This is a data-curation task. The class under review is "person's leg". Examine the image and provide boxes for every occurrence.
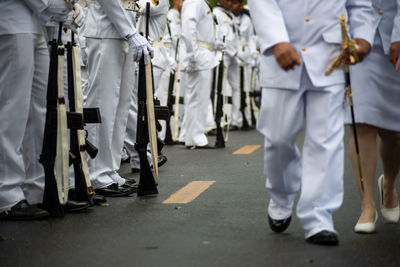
[257,86,305,220]
[109,41,134,183]
[22,34,49,205]
[0,34,35,210]
[185,69,213,147]
[297,82,345,238]
[85,38,124,188]
[378,128,400,209]
[349,124,378,223]
[228,61,241,128]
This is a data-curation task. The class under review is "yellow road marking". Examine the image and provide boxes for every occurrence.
[162,181,216,204]
[233,145,261,155]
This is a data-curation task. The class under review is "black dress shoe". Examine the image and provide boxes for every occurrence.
[64,199,90,213]
[268,214,291,233]
[306,230,339,246]
[0,200,49,220]
[121,156,130,164]
[228,125,239,131]
[207,128,217,136]
[91,193,108,206]
[186,144,215,150]
[123,180,138,192]
[158,154,167,167]
[94,183,135,197]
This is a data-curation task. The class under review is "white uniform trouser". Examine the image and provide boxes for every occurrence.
[0,34,48,210]
[227,61,241,127]
[154,66,169,140]
[85,38,134,188]
[184,69,213,146]
[178,72,188,143]
[257,69,345,238]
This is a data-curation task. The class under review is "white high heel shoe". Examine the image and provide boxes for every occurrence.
[354,210,378,233]
[378,175,400,223]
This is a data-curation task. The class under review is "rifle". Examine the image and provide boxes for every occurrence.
[66,30,101,203]
[249,66,259,127]
[172,40,182,142]
[215,36,226,148]
[135,2,159,196]
[164,39,179,145]
[40,23,69,217]
[239,65,250,130]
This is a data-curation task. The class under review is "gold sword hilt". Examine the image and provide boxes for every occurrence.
[325,14,359,75]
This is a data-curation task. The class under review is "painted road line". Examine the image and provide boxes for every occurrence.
[233,145,261,155]
[162,181,216,204]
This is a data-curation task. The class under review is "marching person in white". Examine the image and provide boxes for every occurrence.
[84,0,153,196]
[248,0,375,245]
[0,0,82,219]
[213,0,235,130]
[348,0,400,234]
[181,0,220,148]
[231,0,256,128]
[167,0,187,142]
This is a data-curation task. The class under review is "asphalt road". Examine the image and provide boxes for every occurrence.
[1,128,399,267]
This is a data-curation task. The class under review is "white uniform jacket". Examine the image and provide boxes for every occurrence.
[181,0,218,71]
[233,13,256,65]
[137,0,169,69]
[167,8,181,49]
[84,0,136,39]
[0,0,43,35]
[213,5,236,62]
[247,0,376,90]
[372,0,400,55]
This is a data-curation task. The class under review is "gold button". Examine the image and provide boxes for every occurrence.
[305,16,310,22]
[379,9,383,15]
[301,46,307,51]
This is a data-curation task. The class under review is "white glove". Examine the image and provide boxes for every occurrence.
[214,40,227,52]
[224,45,237,58]
[168,57,178,72]
[127,33,154,64]
[187,56,197,72]
[237,49,250,65]
[72,3,85,28]
[63,12,78,33]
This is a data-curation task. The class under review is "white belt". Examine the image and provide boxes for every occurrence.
[90,0,137,11]
[197,41,213,51]
[153,40,163,47]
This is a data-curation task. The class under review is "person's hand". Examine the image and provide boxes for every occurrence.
[214,40,227,52]
[63,3,85,32]
[187,56,197,72]
[389,41,400,71]
[340,38,371,65]
[354,38,371,63]
[168,57,178,72]
[72,3,85,28]
[272,42,302,71]
[127,33,154,64]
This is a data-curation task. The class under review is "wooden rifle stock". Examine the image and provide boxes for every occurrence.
[66,31,100,203]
